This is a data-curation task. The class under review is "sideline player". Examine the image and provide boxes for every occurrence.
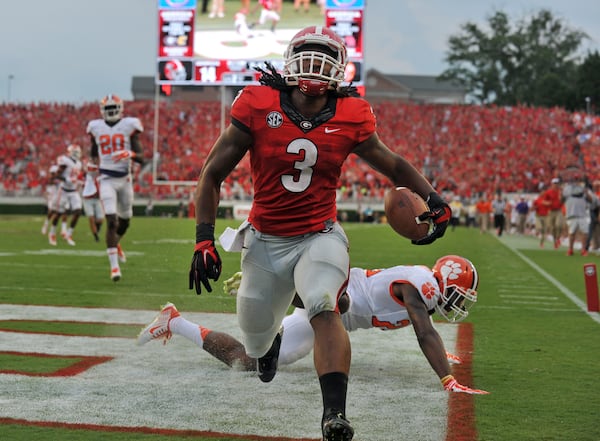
[81,160,104,242]
[188,26,450,441]
[88,94,144,281]
[41,163,60,236]
[142,255,487,395]
[249,0,280,32]
[47,144,83,246]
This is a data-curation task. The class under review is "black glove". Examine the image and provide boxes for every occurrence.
[412,192,451,245]
[189,223,222,294]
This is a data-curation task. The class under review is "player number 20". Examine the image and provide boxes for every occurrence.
[98,133,127,155]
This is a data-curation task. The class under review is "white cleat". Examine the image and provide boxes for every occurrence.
[48,233,57,246]
[117,244,126,263]
[41,224,48,235]
[65,236,76,246]
[137,302,180,345]
[111,267,122,282]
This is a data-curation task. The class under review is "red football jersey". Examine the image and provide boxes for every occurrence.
[231,86,376,236]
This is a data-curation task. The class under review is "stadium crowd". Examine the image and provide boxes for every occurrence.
[1,99,598,204]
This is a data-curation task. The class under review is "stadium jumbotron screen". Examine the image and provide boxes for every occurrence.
[156,0,365,87]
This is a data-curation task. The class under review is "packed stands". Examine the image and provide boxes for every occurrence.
[1,100,597,202]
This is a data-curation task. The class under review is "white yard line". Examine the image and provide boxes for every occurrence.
[496,236,600,324]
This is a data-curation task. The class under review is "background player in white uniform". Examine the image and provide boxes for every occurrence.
[81,160,104,242]
[88,94,144,281]
[41,164,60,235]
[234,8,252,38]
[139,255,487,395]
[47,144,83,246]
[250,0,279,32]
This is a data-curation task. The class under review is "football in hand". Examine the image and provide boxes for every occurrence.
[384,187,431,241]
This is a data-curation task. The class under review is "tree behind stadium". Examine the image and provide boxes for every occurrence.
[439,9,597,111]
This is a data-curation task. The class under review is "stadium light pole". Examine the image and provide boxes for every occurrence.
[7,74,14,102]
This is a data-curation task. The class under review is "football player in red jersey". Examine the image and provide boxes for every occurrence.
[88,95,144,282]
[141,255,488,398]
[188,26,451,441]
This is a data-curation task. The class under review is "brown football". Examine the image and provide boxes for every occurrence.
[384,187,431,240]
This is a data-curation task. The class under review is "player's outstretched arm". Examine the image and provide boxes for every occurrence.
[400,284,489,394]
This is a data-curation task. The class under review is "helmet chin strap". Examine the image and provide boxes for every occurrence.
[298,78,329,96]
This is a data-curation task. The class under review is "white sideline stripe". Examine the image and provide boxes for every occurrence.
[499,295,560,300]
[0,305,457,441]
[23,249,145,257]
[509,301,564,306]
[497,287,557,293]
[0,287,234,301]
[496,237,600,325]
[478,305,580,312]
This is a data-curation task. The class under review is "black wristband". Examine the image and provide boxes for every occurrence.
[427,192,444,207]
[196,223,215,243]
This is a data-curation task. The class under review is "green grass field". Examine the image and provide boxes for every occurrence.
[2,215,600,440]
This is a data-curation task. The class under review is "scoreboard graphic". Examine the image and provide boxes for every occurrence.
[156,0,365,88]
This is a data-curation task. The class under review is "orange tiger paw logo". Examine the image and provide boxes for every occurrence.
[421,282,437,299]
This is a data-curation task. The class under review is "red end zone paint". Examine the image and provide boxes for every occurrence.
[0,351,113,377]
[445,322,477,441]
[0,417,321,441]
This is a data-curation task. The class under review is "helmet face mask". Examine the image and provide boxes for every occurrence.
[283,26,347,96]
[432,255,479,323]
[100,94,124,123]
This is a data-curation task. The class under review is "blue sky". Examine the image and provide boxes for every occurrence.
[1,0,598,103]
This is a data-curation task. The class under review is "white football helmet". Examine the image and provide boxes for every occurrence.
[283,26,347,96]
[432,255,479,323]
[67,144,82,160]
[100,94,124,123]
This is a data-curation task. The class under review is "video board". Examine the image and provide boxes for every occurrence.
[156,0,365,87]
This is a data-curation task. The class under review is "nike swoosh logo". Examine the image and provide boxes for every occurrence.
[324,127,341,134]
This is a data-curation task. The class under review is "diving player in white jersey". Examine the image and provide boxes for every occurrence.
[47,144,83,246]
[88,94,144,281]
[138,255,488,394]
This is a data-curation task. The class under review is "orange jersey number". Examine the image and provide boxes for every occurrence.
[98,133,127,155]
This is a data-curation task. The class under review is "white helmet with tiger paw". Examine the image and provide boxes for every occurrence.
[100,94,124,123]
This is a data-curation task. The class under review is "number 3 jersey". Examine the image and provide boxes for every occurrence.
[231,86,376,236]
[86,117,143,177]
[341,265,442,332]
